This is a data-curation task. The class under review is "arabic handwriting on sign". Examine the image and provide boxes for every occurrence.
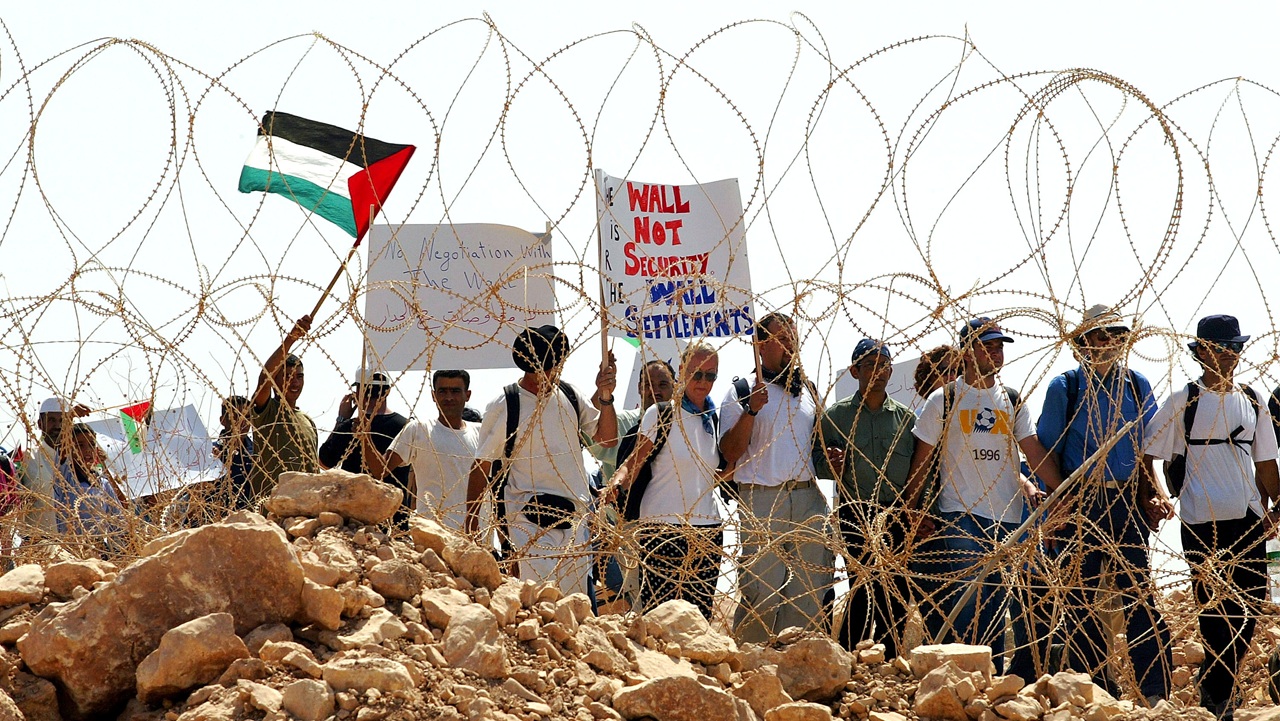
[415,308,518,332]
[380,304,409,326]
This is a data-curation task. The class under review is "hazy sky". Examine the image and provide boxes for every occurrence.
[2,1,1280,437]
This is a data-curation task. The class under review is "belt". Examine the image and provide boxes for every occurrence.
[744,479,814,491]
[1100,480,1124,489]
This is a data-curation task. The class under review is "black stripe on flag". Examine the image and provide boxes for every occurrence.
[258,111,410,168]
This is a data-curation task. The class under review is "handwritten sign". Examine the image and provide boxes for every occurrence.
[365,224,557,370]
[595,171,754,350]
[87,405,221,499]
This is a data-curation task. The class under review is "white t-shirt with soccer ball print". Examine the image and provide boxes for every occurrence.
[913,377,1036,524]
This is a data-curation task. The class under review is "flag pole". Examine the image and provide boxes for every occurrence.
[309,242,362,321]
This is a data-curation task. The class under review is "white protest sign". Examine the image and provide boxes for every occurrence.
[595,170,754,357]
[365,224,557,370]
[87,405,221,499]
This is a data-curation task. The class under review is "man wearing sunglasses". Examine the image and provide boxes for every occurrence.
[1037,305,1172,704]
[814,338,916,657]
[720,311,833,642]
[1144,314,1280,718]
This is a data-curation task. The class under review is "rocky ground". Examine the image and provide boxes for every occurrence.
[0,468,1273,721]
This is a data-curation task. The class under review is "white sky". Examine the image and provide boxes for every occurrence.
[2,0,1280,449]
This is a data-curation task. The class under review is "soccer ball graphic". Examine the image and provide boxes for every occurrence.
[973,408,998,432]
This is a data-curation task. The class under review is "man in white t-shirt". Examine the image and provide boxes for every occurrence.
[379,370,480,531]
[720,312,833,641]
[905,317,1060,663]
[1143,314,1280,717]
[465,325,618,597]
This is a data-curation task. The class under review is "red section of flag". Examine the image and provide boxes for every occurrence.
[121,401,152,422]
[347,145,416,244]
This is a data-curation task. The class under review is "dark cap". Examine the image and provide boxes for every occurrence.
[1188,314,1249,350]
[851,338,892,365]
[512,325,569,374]
[959,317,1014,346]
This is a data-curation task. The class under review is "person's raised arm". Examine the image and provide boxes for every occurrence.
[252,315,311,410]
[464,459,492,536]
[591,351,619,447]
[604,435,655,504]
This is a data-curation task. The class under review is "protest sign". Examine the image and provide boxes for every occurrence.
[87,405,221,499]
[365,224,557,370]
[595,171,754,355]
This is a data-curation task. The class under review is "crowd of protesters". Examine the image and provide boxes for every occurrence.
[8,305,1279,717]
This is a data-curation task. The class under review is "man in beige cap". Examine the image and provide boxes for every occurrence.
[1036,304,1171,703]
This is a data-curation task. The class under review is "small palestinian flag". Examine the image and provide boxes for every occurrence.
[120,401,151,455]
[238,111,415,242]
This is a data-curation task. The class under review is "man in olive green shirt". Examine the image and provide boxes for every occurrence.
[814,338,916,656]
[249,315,320,501]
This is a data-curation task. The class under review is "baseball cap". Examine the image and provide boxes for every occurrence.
[958,317,1014,346]
[1188,314,1249,350]
[351,367,392,389]
[850,338,892,365]
[38,397,66,415]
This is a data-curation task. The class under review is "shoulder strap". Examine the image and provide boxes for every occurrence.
[1063,368,1081,426]
[502,383,521,461]
[558,381,581,417]
[1003,385,1022,411]
[1182,382,1201,447]
[651,402,676,458]
[733,377,752,410]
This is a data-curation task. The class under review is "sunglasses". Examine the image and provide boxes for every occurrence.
[690,370,718,382]
[1205,340,1245,353]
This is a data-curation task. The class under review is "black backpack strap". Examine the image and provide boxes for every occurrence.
[733,376,752,411]
[502,384,522,461]
[621,401,675,521]
[1002,385,1022,411]
[1181,383,1201,449]
[1063,368,1081,428]
[558,381,581,417]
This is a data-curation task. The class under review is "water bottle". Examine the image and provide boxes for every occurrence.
[1268,539,1280,604]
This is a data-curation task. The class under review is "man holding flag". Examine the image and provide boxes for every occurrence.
[249,316,319,501]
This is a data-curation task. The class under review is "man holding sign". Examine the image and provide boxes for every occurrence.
[465,326,618,597]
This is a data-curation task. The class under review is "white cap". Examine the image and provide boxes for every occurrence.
[38,397,65,415]
[350,367,392,388]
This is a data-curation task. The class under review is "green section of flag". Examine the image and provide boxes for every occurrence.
[622,336,641,348]
[120,412,143,455]
[237,166,358,237]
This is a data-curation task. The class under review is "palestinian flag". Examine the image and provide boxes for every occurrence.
[120,401,151,455]
[238,111,415,242]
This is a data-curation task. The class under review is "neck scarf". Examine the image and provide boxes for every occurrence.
[682,394,718,436]
[761,363,806,397]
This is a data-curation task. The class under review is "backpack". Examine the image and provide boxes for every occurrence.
[613,402,676,521]
[1166,383,1261,497]
[492,382,583,536]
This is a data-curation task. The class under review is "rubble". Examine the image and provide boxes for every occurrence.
[0,469,1260,720]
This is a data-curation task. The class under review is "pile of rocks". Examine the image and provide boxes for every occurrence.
[0,468,1257,720]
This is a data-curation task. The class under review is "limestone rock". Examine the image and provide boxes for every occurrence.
[333,607,407,649]
[135,613,251,703]
[264,469,403,524]
[243,623,292,655]
[240,679,283,713]
[420,587,472,629]
[910,644,994,685]
[322,656,414,694]
[300,579,344,631]
[739,637,852,702]
[408,515,459,555]
[986,674,1025,701]
[633,646,698,679]
[9,671,59,721]
[1182,640,1205,665]
[0,566,44,607]
[612,675,738,721]
[0,688,21,721]
[732,667,793,718]
[443,605,507,678]
[993,696,1042,721]
[764,701,833,721]
[366,558,428,601]
[18,519,303,719]
[578,623,630,674]
[913,661,972,721]
[44,559,114,598]
[644,600,737,665]
[490,579,523,626]
[281,678,335,721]
[441,539,502,591]
[1041,672,1102,707]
